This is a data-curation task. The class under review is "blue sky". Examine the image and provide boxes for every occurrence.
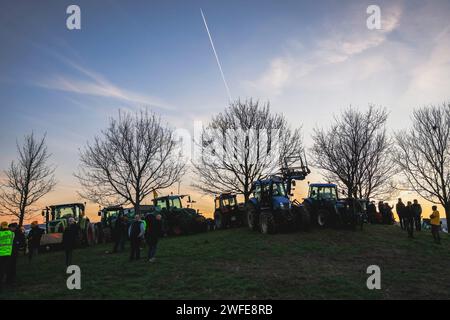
[1,0,450,216]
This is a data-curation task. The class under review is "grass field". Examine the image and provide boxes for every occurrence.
[1,224,449,300]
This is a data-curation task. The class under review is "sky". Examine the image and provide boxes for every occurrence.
[1,0,450,222]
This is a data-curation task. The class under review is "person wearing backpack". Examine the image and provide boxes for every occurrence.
[128,214,144,261]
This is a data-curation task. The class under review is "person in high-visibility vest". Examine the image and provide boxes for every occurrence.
[0,221,14,290]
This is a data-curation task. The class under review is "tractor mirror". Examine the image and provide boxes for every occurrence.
[291,181,296,187]
[41,210,45,217]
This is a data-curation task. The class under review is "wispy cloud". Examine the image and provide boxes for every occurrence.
[244,4,403,97]
[30,49,173,111]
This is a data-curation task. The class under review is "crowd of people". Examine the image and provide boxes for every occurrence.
[395,198,442,243]
[0,212,163,290]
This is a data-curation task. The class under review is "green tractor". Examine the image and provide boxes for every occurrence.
[246,155,312,234]
[96,205,124,243]
[152,195,211,236]
[41,203,97,249]
[214,193,245,229]
[302,183,364,229]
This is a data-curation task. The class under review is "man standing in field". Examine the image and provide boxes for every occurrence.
[145,214,162,263]
[129,214,145,261]
[27,221,44,263]
[7,223,25,284]
[396,198,406,230]
[429,206,441,244]
[405,201,415,238]
[412,199,422,231]
[0,221,14,291]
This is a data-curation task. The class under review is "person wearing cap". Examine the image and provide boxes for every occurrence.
[62,217,79,266]
[0,221,14,290]
[27,221,44,263]
[7,223,25,284]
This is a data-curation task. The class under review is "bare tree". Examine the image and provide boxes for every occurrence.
[395,103,450,221]
[193,99,304,202]
[0,133,56,227]
[311,105,395,199]
[76,110,185,215]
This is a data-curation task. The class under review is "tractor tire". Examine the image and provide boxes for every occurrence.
[214,212,224,230]
[246,203,258,231]
[317,209,329,228]
[259,212,276,234]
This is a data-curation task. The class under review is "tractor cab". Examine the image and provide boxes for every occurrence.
[98,205,124,228]
[213,193,244,229]
[154,195,186,210]
[215,193,238,211]
[307,184,339,202]
[42,203,85,233]
[251,177,290,210]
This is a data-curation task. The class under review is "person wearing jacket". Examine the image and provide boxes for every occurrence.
[7,223,25,284]
[145,214,162,263]
[396,199,406,230]
[128,215,145,261]
[27,221,44,263]
[429,206,441,244]
[412,199,422,231]
[62,218,79,266]
[112,215,127,253]
[405,201,415,238]
[0,221,14,291]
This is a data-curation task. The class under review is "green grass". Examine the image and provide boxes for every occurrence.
[2,224,450,299]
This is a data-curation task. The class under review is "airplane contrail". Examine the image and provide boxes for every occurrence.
[200,8,232,101]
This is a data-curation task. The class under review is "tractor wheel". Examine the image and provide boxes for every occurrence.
[246,204,258,231]
[317,209,328,228]
[214,212,224,230]
[259,212,276,234]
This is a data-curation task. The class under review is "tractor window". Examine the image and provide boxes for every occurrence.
[55,207,76,219]
[222,197,236,207]
[156,199,167,209]
[309,186,319,200]
[169,198,182,209]
[318,187,337,200]
[272,183,286,197]
[254,185,262,201]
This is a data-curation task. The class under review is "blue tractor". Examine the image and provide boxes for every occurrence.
[302,183,364,229]
[246,156,311,234]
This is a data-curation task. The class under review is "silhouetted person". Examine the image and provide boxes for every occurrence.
[7,223,25,284]
[145,214,162,262]
[429,205,441,244]
[112,215,127,253]
[367,201,377,224]
[27,221,44,262]
[396,199,406,230]
[129,214,144,261]
[384,203,394,225]
[412,199,422,231]
[62,218,79,266]
[405,201,414,238]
